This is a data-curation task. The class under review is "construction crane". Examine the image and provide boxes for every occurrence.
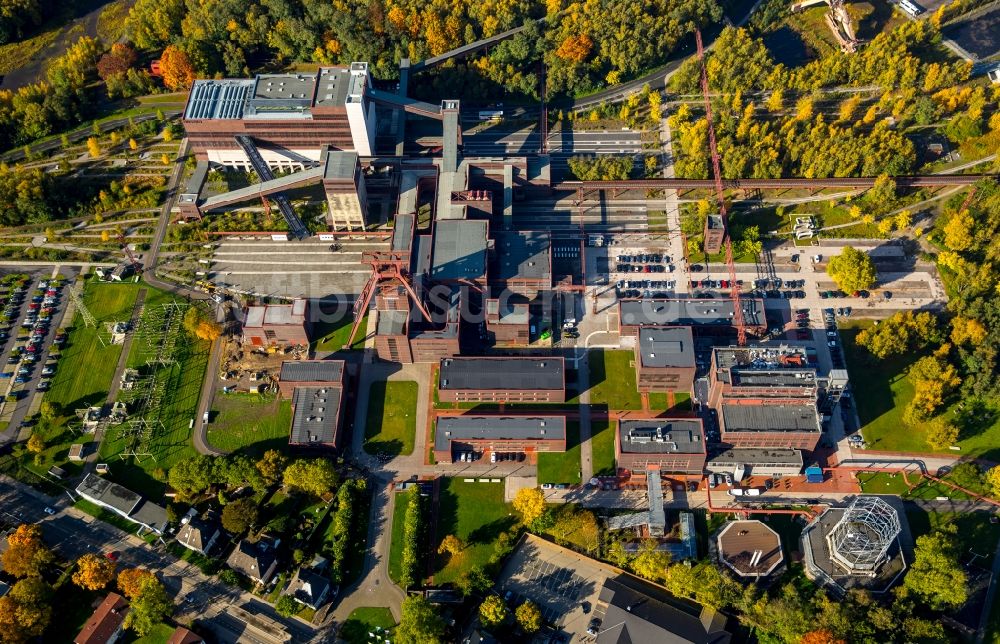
[696,29,746,347]
[117,233,142,272]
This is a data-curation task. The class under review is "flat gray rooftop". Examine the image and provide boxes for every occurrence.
[619,419,704,454]
[314,67,351,107]
[392,213,415,253]
[438,357,564,391]
[620,298,763,329]
[290,386,342,446]
[377,309,409,335]
[721,404,820,433]
[279,360,345,383]
[492,230,551,282]
[487,299,529,324]
[431,219,488,281]
[253,74,316,101]
[638,326,695,368]
[324,150,358,180]
[708,448,804,466]
[435,416,565,451]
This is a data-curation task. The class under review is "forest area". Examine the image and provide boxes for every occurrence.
[123,0,722,98]
[667,16,999,180]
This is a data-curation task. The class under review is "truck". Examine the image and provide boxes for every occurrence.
[587,234,605,247]
[744,488,762,497]
[728,488,745,497]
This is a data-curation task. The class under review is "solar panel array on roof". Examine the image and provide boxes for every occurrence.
[185,80,254,120]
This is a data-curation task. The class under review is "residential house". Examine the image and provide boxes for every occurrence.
[226,538,279,585]
[74,593,129,644]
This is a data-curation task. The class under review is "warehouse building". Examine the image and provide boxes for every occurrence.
[437,356,565,403]
[616,418,706,474]
[489,230,551,300]
[242,299,310,347]
[277,360,346,399]
[485,299,530,346]
[718,402,822,451]
[618,298,766,338]
[278,361,347,450]
[433,415,566,463]
[634,326,696,393]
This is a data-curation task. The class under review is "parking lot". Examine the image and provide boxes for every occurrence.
[496,535,614,641]
[0,268,75,444]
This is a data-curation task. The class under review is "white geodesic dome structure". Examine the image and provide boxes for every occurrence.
[827,496,901,574]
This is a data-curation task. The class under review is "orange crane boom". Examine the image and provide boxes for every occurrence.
[696,29,746,346]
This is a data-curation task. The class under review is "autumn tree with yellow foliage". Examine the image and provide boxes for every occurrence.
[72,553,117,591]
[183,307,222,341]
[512,487,546,526]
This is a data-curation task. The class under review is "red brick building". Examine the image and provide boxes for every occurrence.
[277,360,346,399]
[718,400,821,451]
[242,299,309,347]
[486,299,530,346]
[433,415,566,463]
[634,326,696,393]
[278,360,347,450]
[437,356,565,403]
[616,418,707,474]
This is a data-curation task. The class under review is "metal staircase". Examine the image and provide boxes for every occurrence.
[235,136,310,239]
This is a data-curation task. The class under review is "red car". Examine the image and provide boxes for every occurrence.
[105,551,119,561]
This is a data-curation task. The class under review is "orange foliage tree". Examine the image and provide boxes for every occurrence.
[555,34,593,62]
[800,630,846,644]
[160,45,195,91]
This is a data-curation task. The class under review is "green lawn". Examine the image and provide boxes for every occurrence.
[856,471,911,495]
[537,421,581,484]
[364,381,418,456]
[206,393,292,455]
[433,478,514,585]
[340,607,396,644]
[591,420,616,476]
[47,280,143,411]
[312,311,368,352]
[857,471,974,500]
[387,490,413,585]
[648,391,692,412]
[587,350,642,411]
[842,321,1000,459]
[131,623,177,644]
